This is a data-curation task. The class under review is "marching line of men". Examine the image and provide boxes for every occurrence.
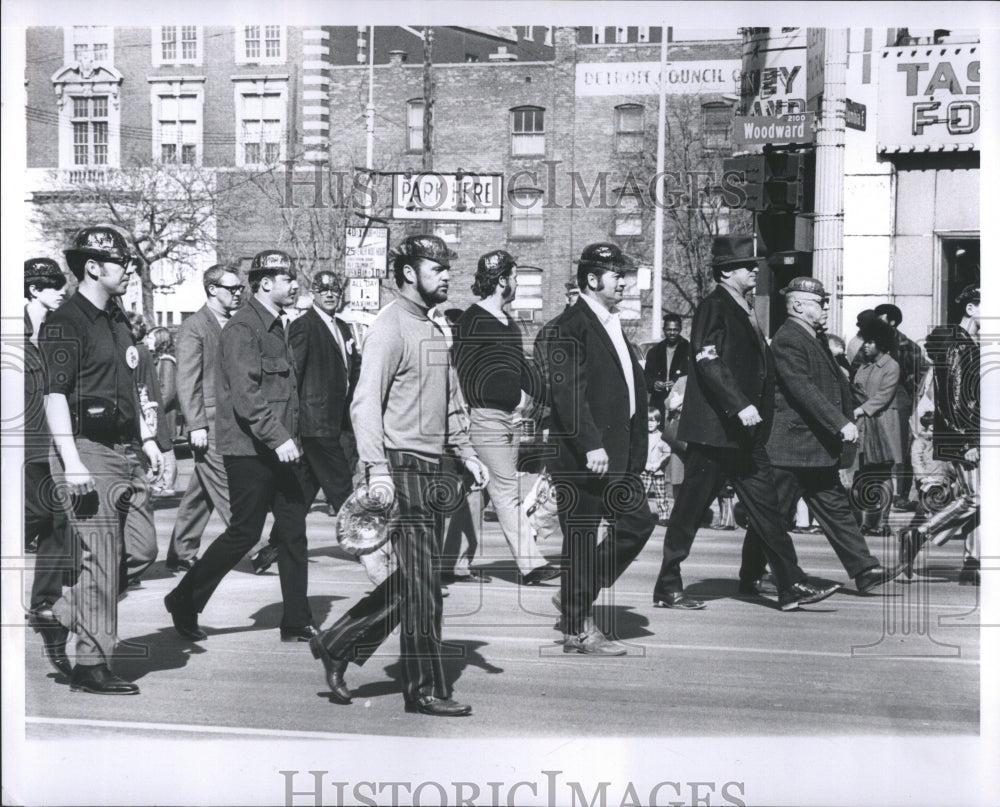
[23,225,976,711]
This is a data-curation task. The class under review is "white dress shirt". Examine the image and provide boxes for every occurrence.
[580,293,636,417]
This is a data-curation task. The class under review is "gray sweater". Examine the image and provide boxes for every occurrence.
[351,295,475,476]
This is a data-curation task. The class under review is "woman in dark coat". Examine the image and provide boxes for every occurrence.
[851,318,902,535]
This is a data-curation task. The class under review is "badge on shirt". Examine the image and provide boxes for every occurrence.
[125,345,139,369]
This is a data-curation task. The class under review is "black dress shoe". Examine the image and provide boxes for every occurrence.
[309,636,352,704]
[280,625,320,642]
[404,696,472,716]
[164,592,207,641]
[70,664,139,695]
[737,578,767,597]
[778,580,842,611]
[251,544,280,575]
[521,565,560,585]
[653,590,706,610]
[899,528,927,577]
[958,559,980,587]
[28,607,71,676]
[855,564,904,594]
[166,557,196,573]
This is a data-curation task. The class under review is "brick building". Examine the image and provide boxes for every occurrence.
[24,24,742,339]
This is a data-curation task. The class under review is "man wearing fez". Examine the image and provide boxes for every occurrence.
[165,250,316,643]
[538,243,657,655]
[738,276,902,597]
[39,227,163,694]
[288,271,360,518]
[652,236,841,612]
[309,235,487,716]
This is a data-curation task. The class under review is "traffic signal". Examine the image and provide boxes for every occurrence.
[723,149,815,213]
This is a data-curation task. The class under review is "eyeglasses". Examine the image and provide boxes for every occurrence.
[215,284,244,294]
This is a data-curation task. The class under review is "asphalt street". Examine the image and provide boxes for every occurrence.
[22,458,980,740]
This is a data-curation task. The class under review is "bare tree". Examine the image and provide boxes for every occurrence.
[617,93,753,319]
[31,162,256,315]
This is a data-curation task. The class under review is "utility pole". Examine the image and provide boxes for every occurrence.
[651,25,669,341]
[421,26,434,234]
[812,28,847,336]
[364,25,375,216]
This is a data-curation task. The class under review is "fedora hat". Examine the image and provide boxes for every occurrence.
[711,235,763,271]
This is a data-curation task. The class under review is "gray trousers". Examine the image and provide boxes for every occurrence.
[51,439,150,667]
[167,443,231,565]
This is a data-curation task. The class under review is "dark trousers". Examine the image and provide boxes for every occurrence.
[895,410,913,499]
[316,451,455,703]
[170,454,311,629]
[550,470,656,635]
[301,434,355,513]
[653,441,804,599]
[853,460,894,530]
[740,465,879,582]
[26,459,79,609]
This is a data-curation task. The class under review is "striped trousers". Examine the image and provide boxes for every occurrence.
[316,450,458,703]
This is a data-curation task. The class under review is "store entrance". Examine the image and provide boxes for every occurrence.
[941,237,980,325]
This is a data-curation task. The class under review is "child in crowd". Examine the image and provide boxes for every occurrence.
[643,409,673,524]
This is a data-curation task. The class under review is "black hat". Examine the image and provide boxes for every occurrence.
[874,303,902,326]
[311,271,344,293]
[574,242,634,271]
[24,257,65,285]
[388,234,457,269]
[711,235,763,271]
[476,249,517,279]
[856,309,877,328]
[858,317,895,352]
[955,283,980,306]
[64,226,134,270]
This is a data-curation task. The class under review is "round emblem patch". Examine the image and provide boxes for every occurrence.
[125,345,139,369]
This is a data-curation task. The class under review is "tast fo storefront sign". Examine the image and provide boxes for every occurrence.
[877,45,980,152]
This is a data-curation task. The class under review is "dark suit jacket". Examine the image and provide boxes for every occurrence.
[176,304,223,444]
[215,296,299,457]
[643,336,691,415]
[539,298,648,476]
[677,284,774,449]
[288,307,360,437]
[767,318,853,467]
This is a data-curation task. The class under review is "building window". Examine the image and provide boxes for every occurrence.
[591,26,606,44]
[614,192,643,237]
[69,26,113,64]
[151,83,204,165]
[154,26,201,65]
[234,81,287,166]
[511,106,545,156]
[702,102,733,150]
[407,100,424,153]
[615,104,644,154]
[238,25,285,64]
[638,26,650,43]
[71,96,109,166]
[509,188,544,239]
[508,265,543,320]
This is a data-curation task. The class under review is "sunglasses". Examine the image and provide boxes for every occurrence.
[215,283,244,293]
[313,285,343,294]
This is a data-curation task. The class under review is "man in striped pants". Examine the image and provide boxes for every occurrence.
[310,235,488,717]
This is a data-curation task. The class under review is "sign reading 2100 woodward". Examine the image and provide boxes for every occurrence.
[391,172,504,221]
